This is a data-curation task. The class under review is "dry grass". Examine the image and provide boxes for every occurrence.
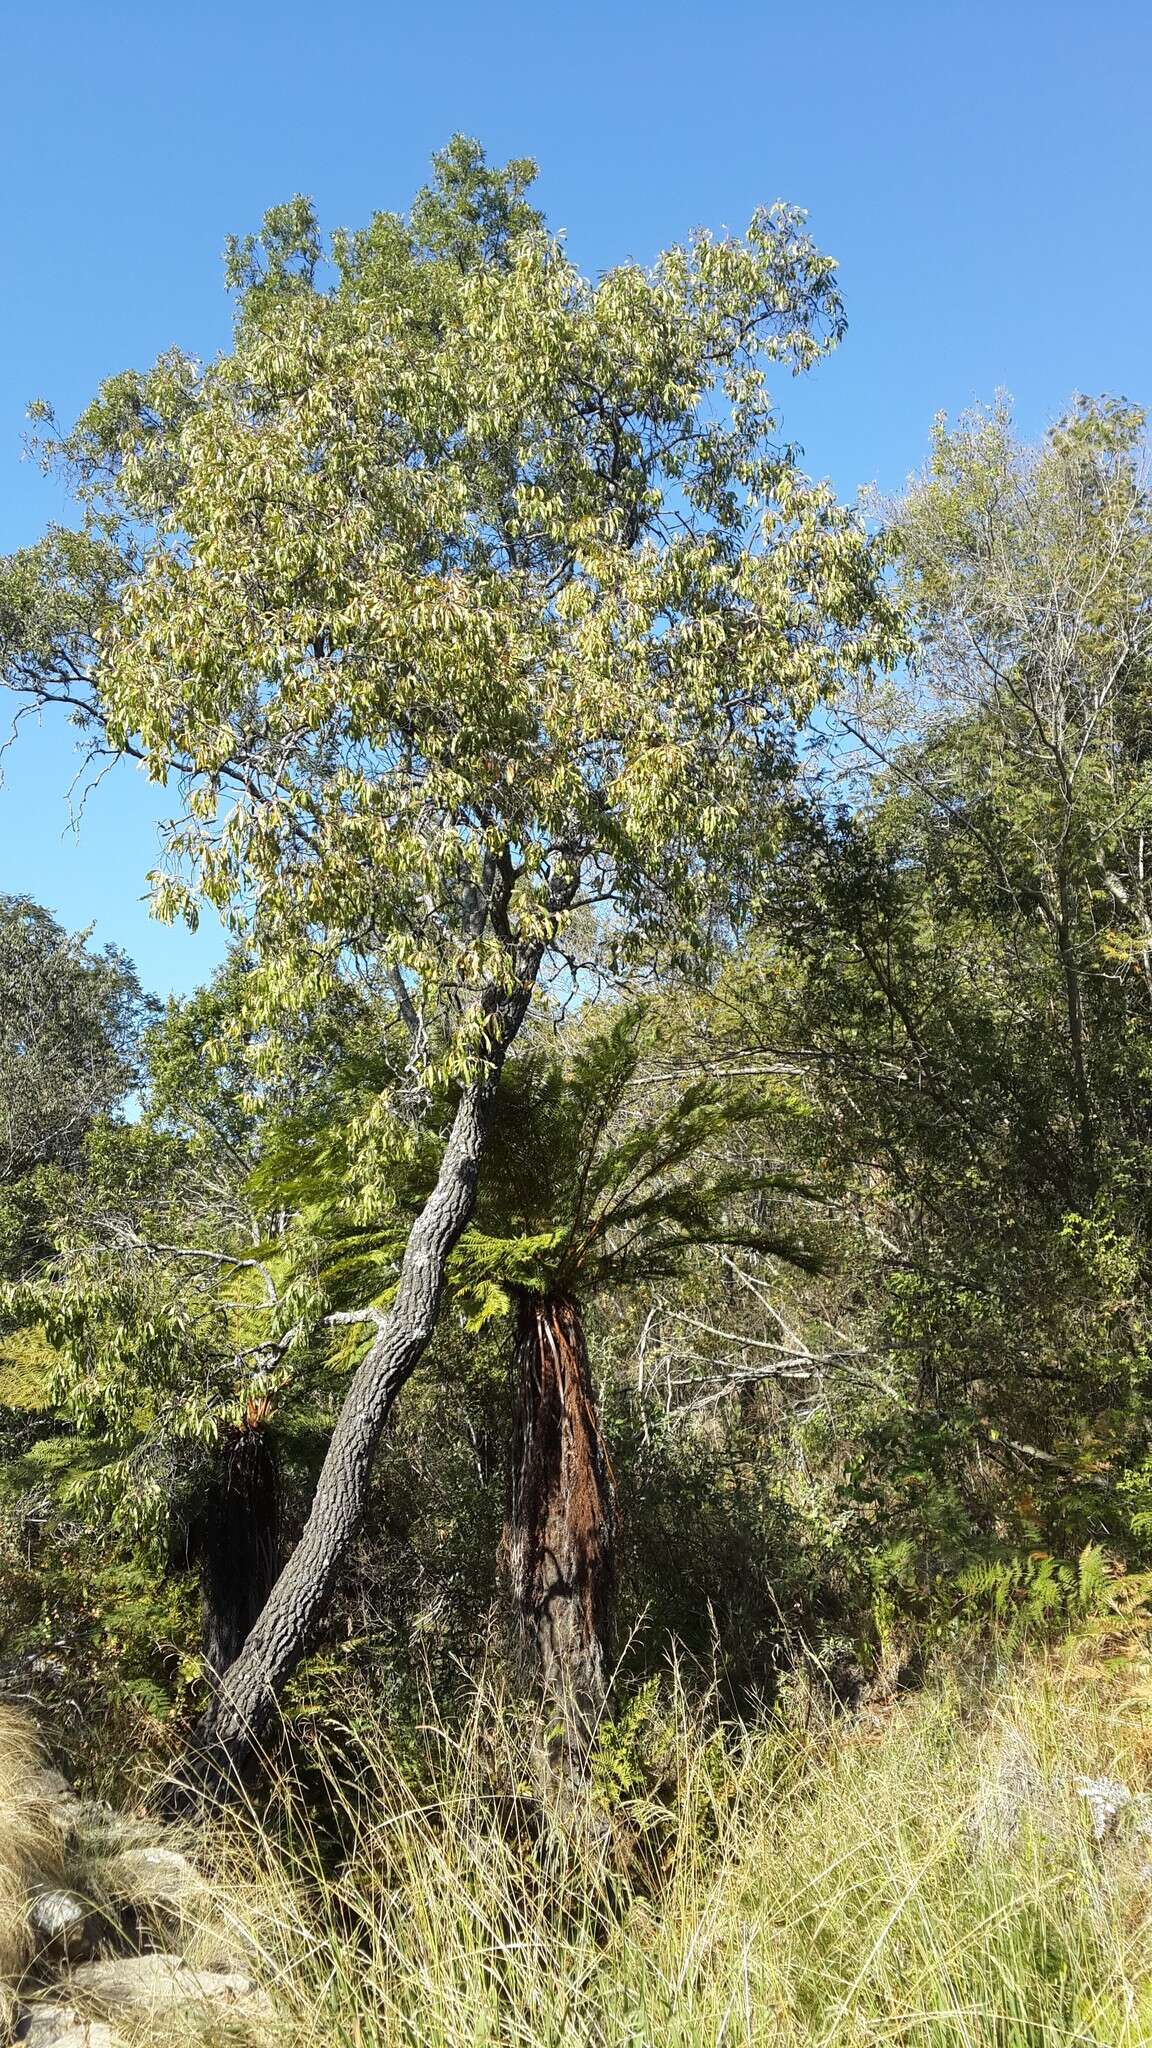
[0,1704,66,2007]
[7,1643,1152,2046]
[185,1645,1152,2048]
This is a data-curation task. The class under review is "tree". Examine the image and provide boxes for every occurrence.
[0,896,150,1186]
[886,397,1152,1182]
[452,1007,823,1759]
[186,1409,281,1691]
[241,1000,822,1753]
[11,954,369,1692]
[711,397,1152,1593]
[0,895,152,1279]
[2,961,272,1680]
[0,140,894,1781]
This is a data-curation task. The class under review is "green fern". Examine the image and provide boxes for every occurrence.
[253,1000,825,1343]
[956,1543,1111,1646]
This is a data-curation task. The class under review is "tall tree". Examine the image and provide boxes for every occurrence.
[0,140,894,1779]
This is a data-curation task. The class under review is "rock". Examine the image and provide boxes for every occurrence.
[16,2005,113,2048]
[104,1844,202,1903]
[102,1844,209,1954]
[29,1890,87,1940]
[65,1953,266,2015]
[24,1770,79,1807]
[27,1888,96,1960]
[1077,1774,1132,1841]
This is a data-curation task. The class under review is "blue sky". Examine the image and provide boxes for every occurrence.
[2,0,1149,998]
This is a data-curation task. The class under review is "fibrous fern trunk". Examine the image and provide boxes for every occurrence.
[507,1292,616,1762]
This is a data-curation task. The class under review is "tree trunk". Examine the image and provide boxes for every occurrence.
[507,1292,617,1763]
[192,977,539,1794]
[193,1421,281,1687]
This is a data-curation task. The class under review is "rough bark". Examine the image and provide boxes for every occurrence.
[194,980,537,1791]
[506,1292,617,1761]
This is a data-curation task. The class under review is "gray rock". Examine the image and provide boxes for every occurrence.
[17,2004,113,2048]
[24,1769,78,1807]
[104,1844,202,1903]
[29,1890,87,1938]
[28,1889,92,1954]
[66,1952,264,2014]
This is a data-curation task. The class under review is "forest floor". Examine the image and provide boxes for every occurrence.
[5,1631,1152,2046]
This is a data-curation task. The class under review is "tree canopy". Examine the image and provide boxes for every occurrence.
[3,139,893,1088]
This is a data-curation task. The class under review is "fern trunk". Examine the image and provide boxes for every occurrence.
[507,1292,616,1760]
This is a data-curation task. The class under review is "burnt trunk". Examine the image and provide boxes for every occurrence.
[194,1423,281,1688]
[507,1292,616,1759]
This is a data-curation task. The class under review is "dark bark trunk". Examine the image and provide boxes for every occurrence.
[1055,872,1095,1170]
[193,1421,281,1687]
[190,975,539,1795]
[506,1292,617,1761]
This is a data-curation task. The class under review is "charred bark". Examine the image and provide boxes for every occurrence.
[507,1292,617,1760]
[192,1421,281,1689]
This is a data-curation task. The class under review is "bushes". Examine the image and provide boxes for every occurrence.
[0,1488,199,1790]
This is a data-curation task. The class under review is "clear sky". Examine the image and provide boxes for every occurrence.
[2,0,1149,998]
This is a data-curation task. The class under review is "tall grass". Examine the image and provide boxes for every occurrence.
[194,1649,1152,2048]
[0,1703,67,2020]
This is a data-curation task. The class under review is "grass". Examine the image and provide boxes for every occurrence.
[0,1701,66,2019]
[187,1642,1152,2048]
[6,1638,1152,2045]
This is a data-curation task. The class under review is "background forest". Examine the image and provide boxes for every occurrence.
[3,120,1152,2048]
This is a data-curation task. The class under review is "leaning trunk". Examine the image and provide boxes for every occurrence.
[189,966,543,1797]
[194,1422,281,1689]
[507,1292,616,1762]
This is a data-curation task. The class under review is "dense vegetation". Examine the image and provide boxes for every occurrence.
[2,139,1152,2042]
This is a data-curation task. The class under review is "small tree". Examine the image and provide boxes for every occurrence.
[453,1008,823,1758]
[0,896,151,1187]
[1,140,893,1779]
[0,894,152,1287]
[6,957,309,1694]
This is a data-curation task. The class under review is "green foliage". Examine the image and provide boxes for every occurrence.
[5,148,1152,1809]
[955,1544,1113,1648]
[588,1673,664,1803]
[693,396,1152,1637]
[0,895,153,1273]
[0,141,901,1758]
[0,1486,199,1782]
[452,1004,824,1319]
[3,138,895,1119]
